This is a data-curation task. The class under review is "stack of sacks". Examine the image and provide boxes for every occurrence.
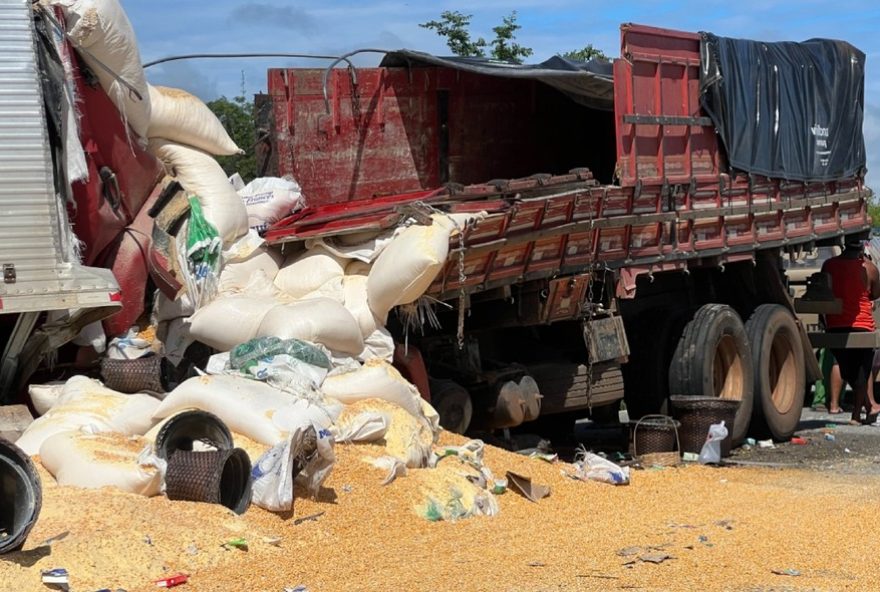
[19,375,166,496]
[56,0,151,140]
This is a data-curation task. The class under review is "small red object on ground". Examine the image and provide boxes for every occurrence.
[155,573,189,587]
[790,437,808,445]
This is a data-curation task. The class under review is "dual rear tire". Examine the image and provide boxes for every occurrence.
[669,303,804,443]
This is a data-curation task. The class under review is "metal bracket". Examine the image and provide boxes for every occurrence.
[3,264,15,284]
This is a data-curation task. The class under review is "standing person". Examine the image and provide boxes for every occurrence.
[822,236,880,424]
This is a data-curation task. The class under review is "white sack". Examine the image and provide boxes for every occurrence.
[16,376,160,455]
[274,246,346,298]
[322,359,439,432]
[40,431,164,496]
[358,327,395,363]
[333,411,389,443]
[147,85,240,156]
[153,375,340,446]
[342,274,378,338]
[367,216,452,322]
[238,177,305,234]
[305,229,394,264]
[28,383,65,416]
[148,140,249,244]
[60,0,151,139]
[155,292,194,323]
[187,295,277,351]
[72,320,107,353]
[219,246,282,294]
[256,298,364,355]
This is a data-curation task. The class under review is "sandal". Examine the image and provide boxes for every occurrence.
[828,408,845,415]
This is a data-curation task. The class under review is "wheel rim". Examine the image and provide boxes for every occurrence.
[768,330,798,413]
[714,334,744,400]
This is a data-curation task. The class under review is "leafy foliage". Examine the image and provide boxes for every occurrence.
[420,11,487,58]
[559,44,608,62]
[206,93,256,182]
[421,10,532,63]
[489,12,533,63]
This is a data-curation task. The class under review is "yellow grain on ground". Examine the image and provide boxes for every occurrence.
[1,431,876,592]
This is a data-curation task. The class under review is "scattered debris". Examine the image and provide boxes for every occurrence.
[143,535,153,546]
[41,531,69,547]
[845,448,852,454]
[682,452,699,462]
[262,536,282,547]
[639,552,673,564]
[698,535,712,547]
[222,538,248,551]
[293,512,325,526]
[825,433,836,441]
[617,546,642,557]
[185,544,198,556]
[715,519,734,530]
[341,485,353,494]
[790,437,808,445]
[526,561,545,567]
[771,568,801,576]
[758,439,775,449]
[283,586,308,592]
[154,573,188,588]
[505,471,550,502]
[41,568,69,586]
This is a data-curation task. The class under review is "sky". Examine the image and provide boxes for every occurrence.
[126,0,880,185]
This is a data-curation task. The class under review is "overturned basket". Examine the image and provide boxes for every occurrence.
[670,396,740,457]
[632,415,681,467]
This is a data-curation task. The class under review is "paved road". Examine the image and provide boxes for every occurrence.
[729,408,880,474]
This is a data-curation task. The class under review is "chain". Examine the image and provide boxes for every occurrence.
[410,201,469,349]
[583,189,599,413]
[349,65,362,130]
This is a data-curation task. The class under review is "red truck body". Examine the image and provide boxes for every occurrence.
[261,24,869,301]
[255,23,871,440]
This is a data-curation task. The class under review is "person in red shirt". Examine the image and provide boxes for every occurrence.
[822,236,880,424]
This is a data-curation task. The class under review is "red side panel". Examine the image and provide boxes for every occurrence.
[614,24,720,187]
[267,67,614,206]
[98,183,162,338]
[69,69,162,265]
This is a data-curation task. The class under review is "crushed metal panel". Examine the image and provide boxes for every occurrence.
[0,0,119,314]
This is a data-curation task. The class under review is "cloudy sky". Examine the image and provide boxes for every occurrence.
[126,0,880,183]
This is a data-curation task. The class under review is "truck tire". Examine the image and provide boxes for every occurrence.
[623,310,689,419]
[428,379,473,434]
[744,304,805,441]
[669,304,754,445]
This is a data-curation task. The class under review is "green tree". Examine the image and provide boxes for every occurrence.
[559,44,608,62]
[420,11,487,58]
[869,197,880,229]
[207,93,256,182]
[489,12,532,63]
[421,11,532,63]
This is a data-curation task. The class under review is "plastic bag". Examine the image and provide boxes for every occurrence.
[698,421,728,465]
[230,336,331,371]
[571,450,630,485]
[178,196,222,308]
[251,424,323,511]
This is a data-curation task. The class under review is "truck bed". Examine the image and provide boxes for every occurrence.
[261,23,871,304]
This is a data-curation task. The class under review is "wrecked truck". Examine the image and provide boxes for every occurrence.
[0,1,871,448]
[255,24,872,443]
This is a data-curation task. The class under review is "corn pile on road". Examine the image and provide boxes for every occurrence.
[2,427,877,591]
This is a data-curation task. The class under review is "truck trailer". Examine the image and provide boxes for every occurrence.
[256,24,872,443]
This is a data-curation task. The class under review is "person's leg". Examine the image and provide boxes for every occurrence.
[829,359,844,413]
[813,349,830,409]
[833,350,863,424]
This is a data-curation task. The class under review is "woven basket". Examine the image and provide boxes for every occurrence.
[669,396,740,457]
[632,415,681,456]
[165,448,252,515]
[154,410,234,461]
[100,356,167,394]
